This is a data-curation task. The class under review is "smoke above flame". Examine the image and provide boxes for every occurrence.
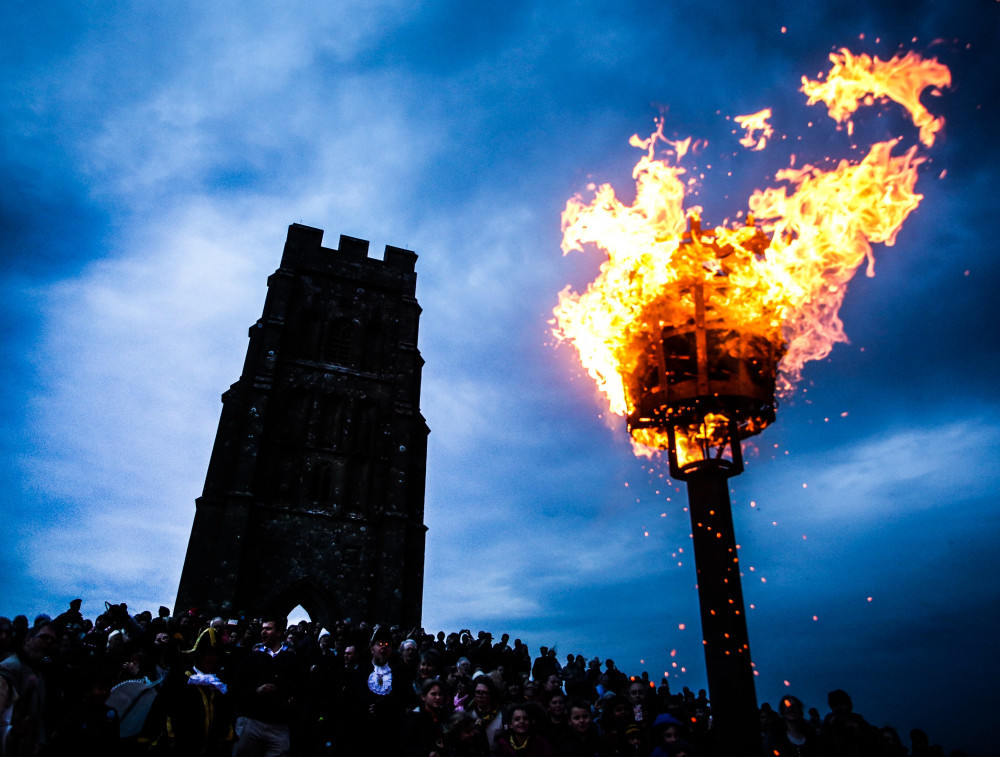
[552,48,950,454]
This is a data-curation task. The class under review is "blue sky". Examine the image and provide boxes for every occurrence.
[3,1,999,753]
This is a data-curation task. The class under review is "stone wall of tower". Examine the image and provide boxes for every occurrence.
[174,224,428,629]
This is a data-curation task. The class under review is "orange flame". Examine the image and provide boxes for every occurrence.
[553,48,949,457]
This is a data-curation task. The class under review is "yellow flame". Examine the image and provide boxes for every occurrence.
[801,48,951,147]
[553,48,949,457]
[735,108,774,151]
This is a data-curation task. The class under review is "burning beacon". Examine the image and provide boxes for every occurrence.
[552,47,950,755]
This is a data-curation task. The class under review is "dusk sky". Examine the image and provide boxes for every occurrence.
[3,1,998,754]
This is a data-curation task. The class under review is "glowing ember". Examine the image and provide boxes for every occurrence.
[552,48,949,461]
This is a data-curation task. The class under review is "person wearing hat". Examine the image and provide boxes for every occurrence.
[650,712,687,757]
[340,624,416,756]
[155,626,235,757]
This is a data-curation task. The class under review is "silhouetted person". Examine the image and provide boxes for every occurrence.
[822,689,877,757]
[0,622,59,757]
[763,695,821,757]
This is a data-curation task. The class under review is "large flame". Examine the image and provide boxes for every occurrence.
[801,48,951,147]
[553,48,949,457]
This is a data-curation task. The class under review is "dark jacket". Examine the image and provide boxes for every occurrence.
[233,643,302,725]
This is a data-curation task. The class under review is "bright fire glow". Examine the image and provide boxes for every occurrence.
[801,48,951,147]
[552,48,949,459]
[735,108,774,151]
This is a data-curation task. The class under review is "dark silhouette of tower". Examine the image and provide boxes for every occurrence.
[174,224,428,630]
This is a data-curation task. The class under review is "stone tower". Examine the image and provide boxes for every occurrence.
[174,224,428,630]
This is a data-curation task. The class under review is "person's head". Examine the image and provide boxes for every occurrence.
[547,692,567,719]
[569,701,592,734]
[22,622,58,663]
[693,705,709,728]
[610,697,630,723]
[400,639,419,665]
[454,674,473,698]
[448,711,478,745]
[473,676,497,711]
[780,696,804,722]
[370,626,392,665]
[506,678,524,702]
[544,673,562,693]
[421,679,446,713]
[508,706,532,737]
[456,656,472,675]
[827,689,853,716]
[69,598,82,611]
[666,724,684,744]
[343,644,358,667]
[418,649,441,680]
[881,727,903,749]
[625,723,642,748]
[605,659,616,670]
[188,627,223,672]
[654,712,683,745]
[260,617,286,650]
[627,679,648,705]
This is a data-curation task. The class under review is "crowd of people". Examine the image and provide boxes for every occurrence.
[0,601,964,757]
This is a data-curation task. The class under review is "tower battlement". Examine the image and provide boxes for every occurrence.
[175,223,428,629]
